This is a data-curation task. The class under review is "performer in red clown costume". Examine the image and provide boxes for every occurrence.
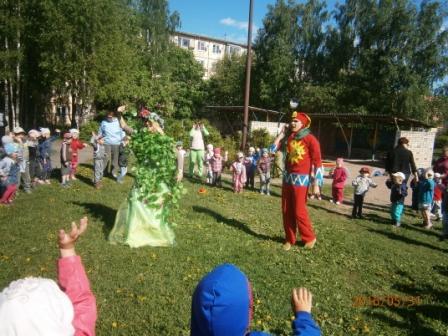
[271,111,323,250]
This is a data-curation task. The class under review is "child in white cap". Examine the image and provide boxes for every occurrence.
[38,128,60,184]
[13,127,32,194]
[0,217,97,335]
[27,130,44,185]
[386,172,408,227]
[230,152,247,193]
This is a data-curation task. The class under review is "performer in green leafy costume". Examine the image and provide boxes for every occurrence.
[109,108,182,247]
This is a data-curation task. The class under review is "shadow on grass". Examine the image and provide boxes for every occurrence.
[73,202,116,239]
[366,228,448,253]
[192,205,284,244]
[307,202,353,219]
[366,269,448,335]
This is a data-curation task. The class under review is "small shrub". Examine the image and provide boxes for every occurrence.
[249,128,274,150]
[80,120,100,141]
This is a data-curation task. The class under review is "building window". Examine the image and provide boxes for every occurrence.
[229,46,241,54]
[212,44,221,54]
[178,37,190,48]
[198,41,206,51]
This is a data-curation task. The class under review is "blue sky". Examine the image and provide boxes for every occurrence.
[169,0,340,44]
[168,1,444,45]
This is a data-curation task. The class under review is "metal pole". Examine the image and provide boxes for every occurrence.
[241,0,254,150]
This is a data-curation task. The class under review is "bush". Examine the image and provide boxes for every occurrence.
[249,128,274,150]
[434,134,448,149]
[80,120,100,142]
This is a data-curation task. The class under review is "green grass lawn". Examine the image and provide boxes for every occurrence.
[1,164,447,335]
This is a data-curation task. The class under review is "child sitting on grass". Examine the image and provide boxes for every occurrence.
[0,217,97,335]
[419,168,435,229]
[351,167,377,219]
[191,263,321,336]
[386,172,407,227]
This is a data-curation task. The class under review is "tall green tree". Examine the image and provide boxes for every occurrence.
[253,0,298,110]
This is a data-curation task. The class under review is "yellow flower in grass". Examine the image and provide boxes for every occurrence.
[112,322,118,328]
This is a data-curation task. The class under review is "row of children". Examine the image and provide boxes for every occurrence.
[0,126,131,204]
[0,216,321,336]
[0,127,64,204]
[201,144,274,194]
[327,157,448,234]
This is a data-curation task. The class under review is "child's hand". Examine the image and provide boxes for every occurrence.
[291,287,313,314]
[58,217,88,253]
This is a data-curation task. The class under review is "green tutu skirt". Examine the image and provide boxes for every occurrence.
[109,186,175,248]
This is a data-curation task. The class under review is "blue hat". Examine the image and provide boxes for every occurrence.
[4,143,18,155]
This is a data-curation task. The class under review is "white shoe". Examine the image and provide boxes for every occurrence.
[335,201,340,205]
[329,199,334,203]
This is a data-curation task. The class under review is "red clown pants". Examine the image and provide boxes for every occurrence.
[282,182,316,244]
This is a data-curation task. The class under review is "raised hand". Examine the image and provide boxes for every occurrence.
[291,287,313,314]
[58,216,88,251]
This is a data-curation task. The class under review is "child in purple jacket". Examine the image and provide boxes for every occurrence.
[0,217,97,336]
[330,158,348,205]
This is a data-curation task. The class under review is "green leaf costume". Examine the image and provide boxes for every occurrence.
[109,125,182,247]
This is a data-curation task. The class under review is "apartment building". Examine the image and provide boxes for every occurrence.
[172,32,247,79]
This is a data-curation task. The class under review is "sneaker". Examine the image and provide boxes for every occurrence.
[335,201,340,205]
[329,199,334,203]
[266,192,270,196]
[358,215,365,219]
[304,238,317,249]
[45,180,51,185]
[282,242,292,251]
[24,189,32,194]
[94,182,102,189]
[424,224,433,229]
[395,222,401,227]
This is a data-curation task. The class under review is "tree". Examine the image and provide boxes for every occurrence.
[253,0,298,110]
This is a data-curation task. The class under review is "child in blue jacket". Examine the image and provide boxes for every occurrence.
[418,169,435,229]
[386,172,408,227]
[191,263,320,336]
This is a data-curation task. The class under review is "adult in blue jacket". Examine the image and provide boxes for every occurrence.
[191,264,321,336]
[98,111,124,177]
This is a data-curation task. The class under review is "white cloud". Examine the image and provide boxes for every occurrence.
[220,17,257,31]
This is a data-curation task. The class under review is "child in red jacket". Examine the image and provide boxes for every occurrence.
[330,158,348,205]
[69,129,87,180]
[0,217,97,336]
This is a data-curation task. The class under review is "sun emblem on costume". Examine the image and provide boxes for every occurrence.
[288,140,306,164]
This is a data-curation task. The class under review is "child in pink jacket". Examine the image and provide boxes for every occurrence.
[0,217,97,336]
[330,158,348,205]
[230,152,247,193]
